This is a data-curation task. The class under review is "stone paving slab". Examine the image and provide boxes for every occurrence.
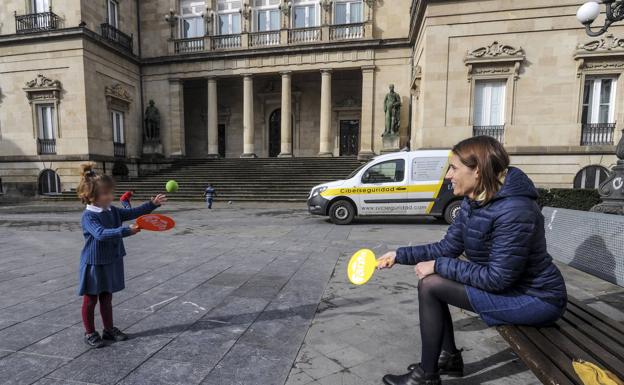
[0,201,622,385]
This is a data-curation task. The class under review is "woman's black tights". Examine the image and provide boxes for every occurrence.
[418,274,474,373]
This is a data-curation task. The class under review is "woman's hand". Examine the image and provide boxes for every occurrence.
[415,260,436,279]
[151,194,167,206]
[376,251,397,269]
[129,224,141,235]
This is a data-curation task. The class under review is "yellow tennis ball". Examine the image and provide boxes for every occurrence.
[166,180,179,193]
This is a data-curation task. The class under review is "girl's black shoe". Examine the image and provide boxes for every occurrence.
[383,365,441,385]
[407,349,464,377]
[102,327,128,341]
[84,332,105,348]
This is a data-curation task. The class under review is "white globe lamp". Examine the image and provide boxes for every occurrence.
[577,1,601,25]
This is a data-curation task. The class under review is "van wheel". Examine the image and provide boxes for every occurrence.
[329,200,355,225]
[444,200,462,225]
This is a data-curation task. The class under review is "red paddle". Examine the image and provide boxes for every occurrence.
[136,214,176,232]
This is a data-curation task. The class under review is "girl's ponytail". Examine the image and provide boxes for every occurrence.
[77,163,114,204]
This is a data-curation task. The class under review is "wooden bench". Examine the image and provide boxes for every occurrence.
[497,296,624,385]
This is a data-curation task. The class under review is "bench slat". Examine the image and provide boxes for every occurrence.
[497,325,577,385]
[567,297,624,336]
[539,327,596,363]
[565,302,624,347]
[563,311,624,362]
[519,326,584,385]
[557,315,624,380]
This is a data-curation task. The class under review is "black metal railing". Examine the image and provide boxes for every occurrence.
[114,142,126,158]
[100,23,133,53]
[581,123,616,146]
[37,138,56,155]
[15,11,60,33]
[473,125,505,142]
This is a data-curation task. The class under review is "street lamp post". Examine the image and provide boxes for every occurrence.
[577,1,624,214]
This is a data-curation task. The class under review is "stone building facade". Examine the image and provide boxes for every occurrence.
[0,0,620,196]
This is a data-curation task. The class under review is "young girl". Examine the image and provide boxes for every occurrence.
[77,163,166,348]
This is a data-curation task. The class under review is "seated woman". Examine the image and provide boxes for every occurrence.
[377,136,567,385]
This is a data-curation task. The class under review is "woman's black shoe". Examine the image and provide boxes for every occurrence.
[84,332,105,348]
[102,327,128,342]
[407,349,464,377]
[383,365,441,385]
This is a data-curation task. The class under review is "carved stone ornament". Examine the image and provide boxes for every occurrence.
[335,96,361,108]
[105,83,133,103]
[23,74,62,103]
[465,42,525,82]
[577,34,624,52]
[466,41,525,60]
[24,74,62,89]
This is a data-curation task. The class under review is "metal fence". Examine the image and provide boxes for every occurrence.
[37,138,56,155]
[101,23,133,53]
[581,123,616,146]
[543,207,624,287]
[473,125,505,142]
[15,11,60,33]
[114,142,126,158]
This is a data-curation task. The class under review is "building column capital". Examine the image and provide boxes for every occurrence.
[320,68,333,75]
[361,65,376,73]
[242,73,254,79]
[280,71,292,76]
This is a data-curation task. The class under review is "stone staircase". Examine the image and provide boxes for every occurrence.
[57,157,364,202]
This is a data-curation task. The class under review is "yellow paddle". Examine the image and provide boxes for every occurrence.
[347,249,379,285]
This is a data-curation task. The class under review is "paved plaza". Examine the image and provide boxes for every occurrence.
[0,201,622,385]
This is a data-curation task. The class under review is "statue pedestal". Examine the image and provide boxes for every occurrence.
[142,140,163,157]
[591,160,624,215]
[381,133,400,153]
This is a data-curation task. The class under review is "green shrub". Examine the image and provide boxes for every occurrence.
[537,187,601,211]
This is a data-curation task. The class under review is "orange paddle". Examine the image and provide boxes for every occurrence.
[136,214,176,232]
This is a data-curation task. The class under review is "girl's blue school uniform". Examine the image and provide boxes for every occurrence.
[77,202,158,296]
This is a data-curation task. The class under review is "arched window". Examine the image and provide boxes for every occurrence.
[573,165,610,189]
[38,169,61,195]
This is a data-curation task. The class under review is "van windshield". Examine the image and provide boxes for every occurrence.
[347,162,369,179]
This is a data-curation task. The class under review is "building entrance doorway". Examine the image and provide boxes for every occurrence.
[268,109,294,157]
[218,124,226,157]
[340,120,360,156]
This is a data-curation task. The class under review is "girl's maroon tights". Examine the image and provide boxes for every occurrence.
[81,293,113,334]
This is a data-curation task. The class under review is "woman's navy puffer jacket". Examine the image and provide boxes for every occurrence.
[396,167,567,306]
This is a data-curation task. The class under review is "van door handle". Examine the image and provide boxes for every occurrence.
[396,187,407,191]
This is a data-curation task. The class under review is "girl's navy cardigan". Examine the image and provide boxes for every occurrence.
[80,201,158,265]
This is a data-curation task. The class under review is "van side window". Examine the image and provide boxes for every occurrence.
[411,157,449,182]
[362,160,405,184]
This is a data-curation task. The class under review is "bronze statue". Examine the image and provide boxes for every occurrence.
[144,100,160,141]
[383,84,401,136]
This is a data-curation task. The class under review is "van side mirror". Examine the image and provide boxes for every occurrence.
[362,171,371,183]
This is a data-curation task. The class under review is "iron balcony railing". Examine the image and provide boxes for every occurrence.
[15,11,60,33]
[249,31,280,47]
[174,36,205,53]
[581,123,616,146]
[212,34,242,49]
[330,23,364,40]
[473,125,505,143]
[100,23,133,53]
[288,27,321,44]
[114,142,126,158]
[37,138,56,155]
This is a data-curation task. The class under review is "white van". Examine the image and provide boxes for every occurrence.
[307,150,462,225]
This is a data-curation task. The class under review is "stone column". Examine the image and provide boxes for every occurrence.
[169,79,185,157]
[319,69,333,157]
[241,74,256,157]
[207,77,219,157]
[279,71,293,157]
[359,65,376,159]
